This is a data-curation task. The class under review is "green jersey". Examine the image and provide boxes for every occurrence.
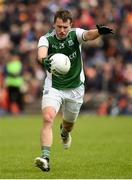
[38,28,86,90]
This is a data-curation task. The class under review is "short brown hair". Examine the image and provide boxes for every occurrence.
[54,9,73,23]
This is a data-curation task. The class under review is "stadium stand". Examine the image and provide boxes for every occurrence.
[0,0,131,115]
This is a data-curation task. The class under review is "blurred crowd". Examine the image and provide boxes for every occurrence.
[0,0,132,115]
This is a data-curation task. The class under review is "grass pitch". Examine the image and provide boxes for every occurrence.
[0,114,132,179]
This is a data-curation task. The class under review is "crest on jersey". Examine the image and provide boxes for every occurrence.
[68,40,74,46]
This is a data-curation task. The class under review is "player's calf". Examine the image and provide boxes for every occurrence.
[60,124,72,149]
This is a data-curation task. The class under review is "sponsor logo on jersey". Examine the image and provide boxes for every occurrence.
[69,51,77,60]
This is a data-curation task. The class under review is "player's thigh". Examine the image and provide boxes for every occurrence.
[42,87,62,113]
[62,99,83,122]
[62,85,84,122]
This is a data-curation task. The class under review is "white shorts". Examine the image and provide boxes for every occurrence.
[42,84,84,123]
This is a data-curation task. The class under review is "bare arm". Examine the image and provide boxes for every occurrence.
[83,29,100,41]
[37,46,52,72]
[38,46,48,63]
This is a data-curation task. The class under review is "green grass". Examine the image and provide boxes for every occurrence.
[0,114,132,179]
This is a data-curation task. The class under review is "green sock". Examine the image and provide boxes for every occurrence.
[61,127,68,135]
[41,146,50,159]
[61,127,69,140]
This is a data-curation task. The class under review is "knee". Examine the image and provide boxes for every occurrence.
[42,110,55,127]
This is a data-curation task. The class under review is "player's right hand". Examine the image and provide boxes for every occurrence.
[42,57,51,72]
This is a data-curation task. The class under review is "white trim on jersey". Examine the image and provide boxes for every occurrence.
[75,28,87,44]
[38,28,87,48]
[38,36,49,48]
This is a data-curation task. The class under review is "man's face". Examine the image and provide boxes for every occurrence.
[54,18,72,39]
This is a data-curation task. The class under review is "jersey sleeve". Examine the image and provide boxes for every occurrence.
[38,36,49,48]
[76,28,87,44]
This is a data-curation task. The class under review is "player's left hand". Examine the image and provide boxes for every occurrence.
[42,53,55,72]
[42,57,51,72]
[96,24,114,35]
